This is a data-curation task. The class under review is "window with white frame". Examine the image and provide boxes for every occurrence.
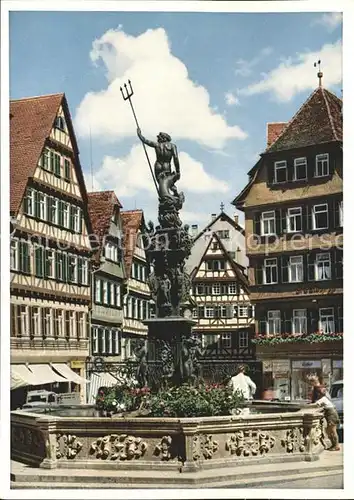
[49,197,58,224]
[207,260,225,271]
[54,309,64,337]
[128,297,133,317]
[25,188,35,216]
[31,306,41,337]
[115,285,121,307]
[293,157,307,181]
[69,311,76,338]
[68,255,77,283]
[261,211,276,236]
[196,284,204,295]
[10,239,18,270]
[312,204,328,230]
[38,192,46,220]
[263,258,278,284]
[45,249,55,278]
[319,308,335,334]
[107,329,113,354]
[287,207,302,233]
[315,154,329,177]
[43,308,52,337]
[113,330,121,355]
[239,331,249,348]
[288,255,303,283]
[238,306,248,317]
[212,283,220,295]
[339,200,343,227]
[274,160,287,183]
[292,309,307,335]
[228,282,237,294]
[220,332,231,348]
[63,202,69,228]
[315,253,331,280]
[267,310,281,335]
[103,281,108,304]
[205,307,214,318]
[18,305,29,336]
[192,309,198,318]
[41,148,50,170]
[82,259,88,285]
[78,312,86,338]
[109,282,115,306]
[73,207,80,232]
[95,279,101,303]
[92,328,99,354]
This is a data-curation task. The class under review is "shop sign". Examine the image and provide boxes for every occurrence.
[292,360,321,369]
[70,360,84,369]
[272,360,290,372]
[333,360,343,369]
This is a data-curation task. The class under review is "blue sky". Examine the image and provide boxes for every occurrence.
[9,10,342,227]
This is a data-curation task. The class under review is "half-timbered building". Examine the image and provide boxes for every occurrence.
[10,93,92,406]
[121,210,151,357]
[187,211,256,364]
[232,83,343,400]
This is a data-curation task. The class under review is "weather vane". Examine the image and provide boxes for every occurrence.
[120,80,158,193]
[314,60,323,87]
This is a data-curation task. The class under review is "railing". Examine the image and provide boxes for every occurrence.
[11,336,89,350]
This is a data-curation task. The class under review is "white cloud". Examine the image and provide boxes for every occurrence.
[91,144,229,199]
[313,13,343,32]
[225,92,239,106]
[239,40,342,102]
[235,46,273,77]
[74,27,247,149]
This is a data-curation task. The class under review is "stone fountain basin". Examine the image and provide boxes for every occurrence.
[11,406,326,473]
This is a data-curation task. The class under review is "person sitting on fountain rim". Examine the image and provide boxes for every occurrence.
[308,384,340,451]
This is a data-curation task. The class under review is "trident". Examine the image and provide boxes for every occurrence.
[120,80,158,193]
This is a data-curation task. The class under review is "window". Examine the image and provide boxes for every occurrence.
[31,307,41,337]
[287,207,302,233]
[263,258,278,284]
[82,259,88,285]
[293,309,307,334]
[18,241,31,273]
[211,242,218,251]
[54,310,64,338]
[34,245,44,278]
[274,160,287,183]
[103,281,108,304]
[212,283,220,295]
[293,157,307,181]
[113,330,121,355]
[68,255,77,283]
[10,239,18,270]
[205,307,214,318]
[64,159,71,182]
[220,333,231,348]
[53,153,61,177]
[72,207,80,233]
[196,284,204,295]
[315,154,329,177]
[77,312,85,338]
[38,192,46,220]
[115,285,121,307]
[228,283,237,294]
[47,197,58,225]
[92,329,100,353]
[339,201,343,227]
[43,308,52,337]
[288,256,303,283]
[18,305,29,336]
[217,230,230,239]
[55,116,66,131]
[315,253,331,280]
[312,204,328,230]
[238,306,248,317]
[24,188,35,216]
[261,211,276,236]
[267,310,281,335]
[207,260,225,271]
[192,309,198,319]
[319,308,334,334]
[109,282,115,306]
[69,311,76,338]
[41,148,50,170]
[239,331,249,348]
[127,297,133,317]
[95,279,101,303]
[63,202,69,228]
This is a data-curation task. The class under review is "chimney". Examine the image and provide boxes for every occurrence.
[211,214,217,221]
[190,224,199,237]
[267,122,287,147]
[234,214,239,225]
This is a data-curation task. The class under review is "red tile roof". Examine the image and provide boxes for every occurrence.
[266,87,342,153]
[266,122,287,147]
[120,210,144,278]
[10,93,64,214]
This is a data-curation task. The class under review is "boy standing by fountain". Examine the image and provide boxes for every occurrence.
[310,384,340,451]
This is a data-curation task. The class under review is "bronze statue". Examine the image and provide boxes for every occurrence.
[133,339,148,387]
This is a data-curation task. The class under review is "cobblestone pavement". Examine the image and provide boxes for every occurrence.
[269,473,343,489]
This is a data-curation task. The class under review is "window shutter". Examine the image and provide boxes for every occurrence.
[58,201,64,226]
[275,208,282,235]
[55,154,61,176]
[69,205,75,231]
[35,246,43,278]
[267,164,275,185]
[198,306,204,318]
[308,308,319,334]
[34,191,40,218]
[79,209,83,234]
[255,265,263,285]
[62,254,67,282]
[50,151,55,172]
[307,253,316,281]
[283,310,292,335]
[77,257,82,285]
[305,205,312,232]
[22,242,30,273]
[253,212,261,236]
[281,255,289,283]
[23,191,29,214]
[55,252,60,279]
[334,249,343,279]
[45,249,50,278]
[46,197,52,223]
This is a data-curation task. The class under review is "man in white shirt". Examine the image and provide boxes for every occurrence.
[229,365,257,400]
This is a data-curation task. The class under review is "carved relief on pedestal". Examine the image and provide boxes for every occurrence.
[226,430,275,457]
[281,428,305,453]
[154,435,172,461]
[193,434,218,460]
[11,425,45,457]
[56,433,83,459]
[90,434,148,461]
[311,420,327,447]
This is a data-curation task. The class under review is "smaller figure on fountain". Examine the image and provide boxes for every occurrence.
[159,273,172,308]
[133,339,148,388]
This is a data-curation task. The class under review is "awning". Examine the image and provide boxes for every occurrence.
[28,364,68,385]
[51,363,88,385]
[11,365,38,390]
[87,372,118,405]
